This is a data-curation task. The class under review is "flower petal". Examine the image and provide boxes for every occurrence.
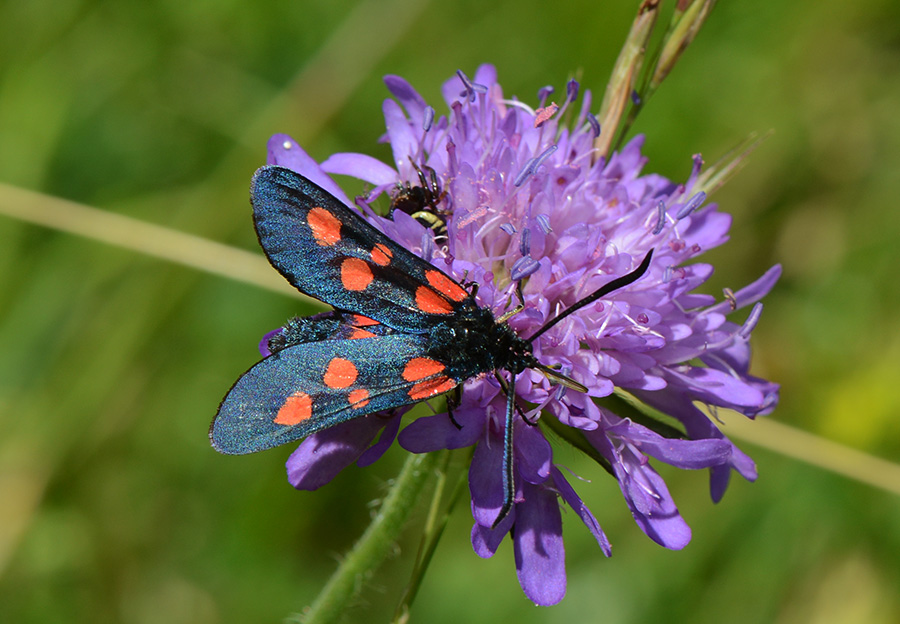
[515,419,553,484]
[631,389,759,500]
[397,407,484,452]
[468,436,505,528]
[707,264,782,315]
[471,510,514,559]
[357,409,402,467]
[552,467,611,556]
[384,74,429,127]
[513,481,566,606]
[320,152,398,186]
[286,413,396,490]
[586,426,691,549]
[266,134,353,206]
[605,416,732,469]
[668,366,765,410]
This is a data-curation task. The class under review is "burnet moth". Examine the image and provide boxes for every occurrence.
[211,165,653,525]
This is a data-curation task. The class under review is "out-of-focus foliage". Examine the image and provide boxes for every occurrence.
[1,0,898,622]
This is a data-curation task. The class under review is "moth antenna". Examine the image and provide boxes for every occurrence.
[528,249,654,344]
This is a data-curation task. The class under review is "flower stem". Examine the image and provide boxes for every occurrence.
[393,448,470,622]
[293,451,438,624]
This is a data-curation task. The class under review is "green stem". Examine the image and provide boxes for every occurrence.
[393,448,470,622]
[293,452,438,624]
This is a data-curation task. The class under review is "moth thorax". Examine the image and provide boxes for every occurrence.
[428,307,502,374]
[491,324,534,375]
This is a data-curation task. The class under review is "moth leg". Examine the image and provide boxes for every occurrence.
[493,373,517,529]
[496,280,526,324]
[446,386,463,430]
[493,372,537,426]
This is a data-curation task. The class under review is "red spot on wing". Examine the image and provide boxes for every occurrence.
[341,258,373,291]
[408,376,457,401]
[348,388,370,409]
[347,327,376,339]
[349,314,379,327]
[370,243,392,266]
[402,357,446,382]
[425,270,467,302]
[324,358,358,388]
[274,392,313,425]
[307,207,341,246]
[415,285,453,314]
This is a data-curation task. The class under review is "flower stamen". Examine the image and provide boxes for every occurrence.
[456,69,487,102]
[535,214,552,234]
[514,157,538,186]
[652,200,667,234]
[511,256,540,281]
[738,302,763,340]
[586,113,601,138]
[675,191,706,219]
[537,85,554,105]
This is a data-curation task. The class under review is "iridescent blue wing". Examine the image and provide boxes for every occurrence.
[265,311,395,354]
[251,166,472,333]
[210,333,459,454]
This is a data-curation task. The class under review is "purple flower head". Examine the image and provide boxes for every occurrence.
[266,65,779,605]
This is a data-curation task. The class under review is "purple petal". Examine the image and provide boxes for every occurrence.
[702,330,752,374]
[382,98,420,175]
[620,463,691,549]
[710,442,758,501]
[515,420,553,484]
[606,417,732,469]
[383,74,429,127]
[679,207,731,251]
[514,482,566,606]
[397,407,484,452]
[266,134,353,206]
[670,366,765,409]
[631,388,759,500]
[707,264,782,316]
[320,152,398,186]
[468,436,505,527]
[471,510,515,559]
[586,428,691,549]
[551,467,611,556]
[472,64,498,90]
[357,410,402,467]
[286,414,393,490]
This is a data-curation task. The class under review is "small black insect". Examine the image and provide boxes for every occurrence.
[389,163,448,235]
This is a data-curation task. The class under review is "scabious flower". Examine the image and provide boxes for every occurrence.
[265,65,779,605]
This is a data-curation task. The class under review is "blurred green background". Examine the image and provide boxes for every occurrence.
[2,0,899,622]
